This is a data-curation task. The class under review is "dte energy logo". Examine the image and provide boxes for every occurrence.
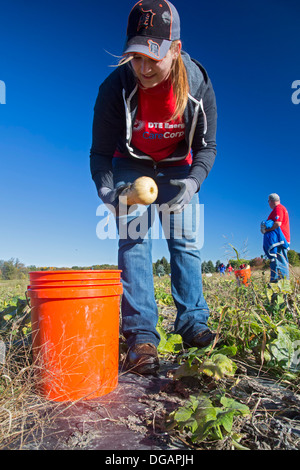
[0,80,6,104]
[291,80,300,105]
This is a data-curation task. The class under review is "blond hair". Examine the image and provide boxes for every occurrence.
[169,41,189,121]
[118,40,189,122]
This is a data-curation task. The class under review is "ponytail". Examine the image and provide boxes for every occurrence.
[169,41,189,121]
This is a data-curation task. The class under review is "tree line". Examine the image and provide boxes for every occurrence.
[153,251,300,276]
[0,258,118,280]
[1,251,299,280]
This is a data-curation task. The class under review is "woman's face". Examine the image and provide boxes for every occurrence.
[130,42,181,88]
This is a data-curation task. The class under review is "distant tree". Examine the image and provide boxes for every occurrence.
[161,256,171,274]
[202,261,208,273]
[156,264,165,277]
[207,260,215,273]
[154,259,161,275]
[288,250,300,266]
[27,265,37,271]
[228,258,250,269]
[2,259,17,280]
[228,259,239,269]
[0,260,4,279]
[202,260,215,273]
[215,260,221,272]
[249,257,264,268]
[153,258,170,276]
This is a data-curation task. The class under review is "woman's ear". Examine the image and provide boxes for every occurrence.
[171,40,182,60]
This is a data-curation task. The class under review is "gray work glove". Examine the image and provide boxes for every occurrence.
[165,178,199,213]
[98,184,131,209]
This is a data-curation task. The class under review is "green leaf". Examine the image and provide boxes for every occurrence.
[277,279,292,293]
[174,406,193,423]
[267,326,296,369]
[3,314,13,321]
[199,354,237,380]
[259,314,275,327]
[215,345,238,357]
[158,332,182,353]
[174,395,216,425]
[191,395,218,441]
[173,361,200,379]
[215,410,235,433]
[156,315,182,354]
[171,392,251,444]
[220,396,250,416]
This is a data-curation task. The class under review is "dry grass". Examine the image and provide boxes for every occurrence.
[0,340,56,449]
[0,280,59,449]
[290,265,300,279]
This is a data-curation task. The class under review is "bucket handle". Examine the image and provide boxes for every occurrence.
[25,290,31,308]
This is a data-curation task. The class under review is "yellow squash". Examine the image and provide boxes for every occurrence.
[120,176,158,205]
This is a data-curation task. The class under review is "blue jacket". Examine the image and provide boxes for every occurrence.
[262,220,289,259]
[90,51,217,192]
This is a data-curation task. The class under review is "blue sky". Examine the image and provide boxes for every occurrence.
[1,0,299,268]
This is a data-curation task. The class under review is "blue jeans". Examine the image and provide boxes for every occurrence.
[270,246,289,282]
[112,157,210,348]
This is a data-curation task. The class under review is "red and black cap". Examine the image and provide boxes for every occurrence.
[123,0,180,61]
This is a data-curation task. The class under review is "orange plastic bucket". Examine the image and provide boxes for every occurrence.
[234,267,251,287]
[29,270,121,286]
[29,270,121,279]
[28,273,122,402]
[29,280,121,287]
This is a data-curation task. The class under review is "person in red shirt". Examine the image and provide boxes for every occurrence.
[267,193,290,243]
[227,264,233,275]
[266,193,290,281]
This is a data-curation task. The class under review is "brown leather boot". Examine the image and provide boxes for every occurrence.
[184,329,216,349]
[124,343,159,375]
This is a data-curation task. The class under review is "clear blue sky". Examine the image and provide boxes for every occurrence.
[1,0,299,268]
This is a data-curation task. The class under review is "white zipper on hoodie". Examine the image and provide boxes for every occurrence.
[122,87,152,161]
[199,98,208,147]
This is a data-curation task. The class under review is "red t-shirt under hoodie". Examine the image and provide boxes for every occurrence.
[115,78,192,165]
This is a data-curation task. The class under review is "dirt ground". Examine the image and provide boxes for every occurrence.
[5,355,300,451]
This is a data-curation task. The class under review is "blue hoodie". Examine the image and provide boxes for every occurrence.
[262,220,289,259]
[90,51,217,192]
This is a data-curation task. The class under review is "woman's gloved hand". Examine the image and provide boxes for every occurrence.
[165,178,199,213]
[98,184,131,209]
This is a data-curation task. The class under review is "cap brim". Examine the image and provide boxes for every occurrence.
[123,36,172,61]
